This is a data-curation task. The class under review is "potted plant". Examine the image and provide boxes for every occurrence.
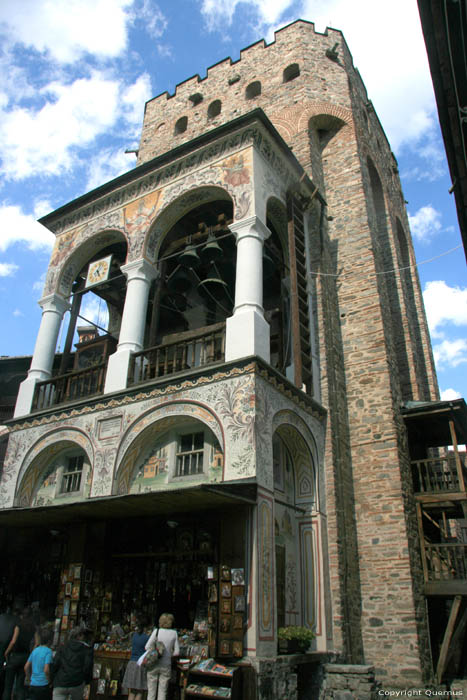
[277,626,315,654]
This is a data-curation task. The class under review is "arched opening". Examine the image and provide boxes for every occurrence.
[116,415,223,495]
[207,100,222,119]
[245,81,261,100]
[34,234,127,411]
[283,63,300,83]
[367,157,412,401]
[273,425,317,634]
[174,116,188,135]
[17,441,91,507]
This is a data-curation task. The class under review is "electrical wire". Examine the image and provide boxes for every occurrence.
[308,244,463,279]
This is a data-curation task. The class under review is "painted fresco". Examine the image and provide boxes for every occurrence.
[1,363,325,513]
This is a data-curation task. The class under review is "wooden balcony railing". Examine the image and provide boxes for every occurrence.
[128,323,226,386]
[411,453,467,494]
[423,543,467,581]
[32,363,106,411]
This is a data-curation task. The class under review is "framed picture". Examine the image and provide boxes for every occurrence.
[221,583,231,599]
[105,667,112,681]
[233,614,243,630]
[63,600,70,616]
[219,640,230,656]
[74,565,82,580]
[70,601,78,616]
[71,584,80,600]
[93,664,102,679]
[220,617,231,633]
[220,565,231,581]
[110,681,118,697]
[85,570,93,583]
[232,641,243,658]
[208,584,218,603]
[61,616,69,631]
[97,679,106,695]
[65,583,72,596]
[231,568,245,586]
[221,600,231,614]
[234,595,245,612]
[207,566,215,580]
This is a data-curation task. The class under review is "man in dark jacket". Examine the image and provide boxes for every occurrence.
[2,606,35,700]
[51,628,93,700]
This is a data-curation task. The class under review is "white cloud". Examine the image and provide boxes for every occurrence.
[12,308,23,317]
[0,71,151,180]
[80,293,109,332]
[86,148,136,191]
[408,205,443,243]
[433,339,467,370]
[121,73,152,130]
[0,204,55,252]
[423,280,467,338]
[441,388,462,401]
[0,0,133,64]
[0,262,19,276]
[133,0,167,39]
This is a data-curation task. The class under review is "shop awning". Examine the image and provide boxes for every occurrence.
[0,479,257,528]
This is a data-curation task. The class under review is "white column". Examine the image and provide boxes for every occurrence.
[14,294,70,418]
[225,215,271,363]
[104,259,157,393]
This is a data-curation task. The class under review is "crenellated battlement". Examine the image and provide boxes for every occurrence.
[137,19,348,166]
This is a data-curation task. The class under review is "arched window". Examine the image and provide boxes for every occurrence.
[283,63,300,83]
[207,100,222,119]
[174,116,188,135]
[245,81,261,99]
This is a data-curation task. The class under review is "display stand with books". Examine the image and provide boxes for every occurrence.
[184,660,241,699]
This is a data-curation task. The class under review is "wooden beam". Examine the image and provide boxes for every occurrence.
[449,419,465,492]
[286,192,302,389]
[436,595,462,684]
[416,502,429,583]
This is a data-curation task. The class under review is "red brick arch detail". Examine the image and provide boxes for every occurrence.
[270,102,354,140]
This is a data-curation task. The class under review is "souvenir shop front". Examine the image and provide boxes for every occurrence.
[0,484,257,699]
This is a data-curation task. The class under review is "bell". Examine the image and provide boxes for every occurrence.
[179,242,201,268]
[167,265,192,293]
[198,276,229,299]
[201,232,223,264]
[263,250,276,279]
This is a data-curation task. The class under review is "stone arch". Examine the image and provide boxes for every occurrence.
[272,412,318,512]
[270,102,354,142]
[15,428,94,507]
[114,400,225,495]
[47,226,128,298]
[144,186,235,264]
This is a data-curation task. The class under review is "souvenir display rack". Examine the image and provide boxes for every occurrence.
[185,661,241,699]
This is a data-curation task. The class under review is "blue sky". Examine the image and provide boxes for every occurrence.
[0,0,466,404]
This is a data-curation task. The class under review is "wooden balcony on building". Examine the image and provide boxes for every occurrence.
[412,452,467,504]
[128,322,226,387]
[32,363,107,411]
[31,324,227,411]
[422,543,467,595]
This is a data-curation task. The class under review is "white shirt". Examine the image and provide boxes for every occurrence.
[145,627,180,668]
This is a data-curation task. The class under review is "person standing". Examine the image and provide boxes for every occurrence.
[0,607,18,699]
[145,614,179,700]
[24,627,53,700]
[51,628,93,700]
[3,606,36,700]
[122,619,149,700]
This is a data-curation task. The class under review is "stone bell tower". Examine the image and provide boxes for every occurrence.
[1,19,444,696]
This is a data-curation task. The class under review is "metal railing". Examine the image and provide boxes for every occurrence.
[128,323,226,386]
[411,453,467,493]
[32,363,106,411]
[424,543,467,581]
